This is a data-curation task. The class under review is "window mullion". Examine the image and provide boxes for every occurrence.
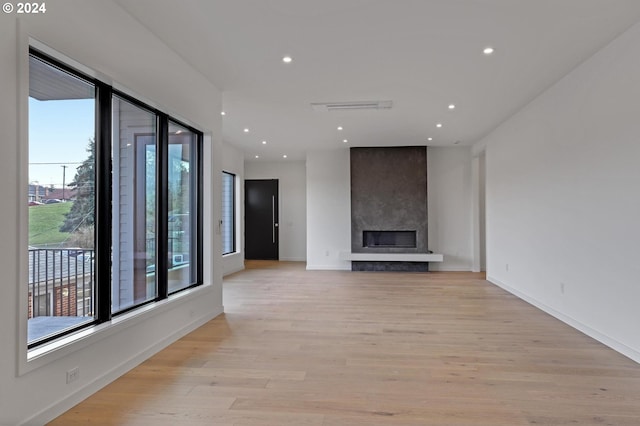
[95,81,113,323]
[156,114,169,299]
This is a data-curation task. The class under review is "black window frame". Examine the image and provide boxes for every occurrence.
[221,171,236,255]
[28,48,203,349]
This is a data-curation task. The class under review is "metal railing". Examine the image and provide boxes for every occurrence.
[28,248,94,319]
[28,241,188,319]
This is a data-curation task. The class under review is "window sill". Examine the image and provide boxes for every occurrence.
[21,282,211,375]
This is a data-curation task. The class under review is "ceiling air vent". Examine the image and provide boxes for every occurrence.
[311,100,392,112]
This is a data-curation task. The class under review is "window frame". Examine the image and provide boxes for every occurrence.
[27,50,101,348]
[27,48,204,349]
[221,171,236,255]
[166,119,203,295]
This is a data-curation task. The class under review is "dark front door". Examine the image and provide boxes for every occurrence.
[245,179,279,260]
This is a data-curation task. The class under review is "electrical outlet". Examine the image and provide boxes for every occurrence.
[505,263,509,272]
[325,250,330,257]
[66,367,80,384]
[560,283,565,294]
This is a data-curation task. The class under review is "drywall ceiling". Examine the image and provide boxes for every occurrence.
[115,0,640,161]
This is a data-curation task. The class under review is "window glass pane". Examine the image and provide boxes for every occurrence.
[168,122,198,293]
[112,96,157,312]
[222,172,235,255]
[28,54,96,345]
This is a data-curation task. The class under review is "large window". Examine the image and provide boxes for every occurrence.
[221,171,236,255]
[28,49,203,347]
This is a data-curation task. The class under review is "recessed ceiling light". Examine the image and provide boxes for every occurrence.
[255,155,259,158]
[283,154,287,158]
[436,123,443,128]
[244,128,249,133]
[343,139,348,143]
[448,104,455,110]
[175,130,183,135]
[262,140,267,145]
[282,56,293,63]
[337,126,343,131]
[220,111,226,116]
[427,137,433,141]
[483,47,494,55]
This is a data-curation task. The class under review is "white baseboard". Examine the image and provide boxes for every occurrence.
[429,265,472,272]
[223,264,245,277]
[487,276,640,365]
[22,306,224,426]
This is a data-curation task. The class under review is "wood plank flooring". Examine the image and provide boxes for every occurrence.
[50,261,640,425]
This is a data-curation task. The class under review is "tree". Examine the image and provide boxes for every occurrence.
[60,139,95,238]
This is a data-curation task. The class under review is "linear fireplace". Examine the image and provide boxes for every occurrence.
[363,231,416,248]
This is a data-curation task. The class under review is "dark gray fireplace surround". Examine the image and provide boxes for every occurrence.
[350,146,428,271]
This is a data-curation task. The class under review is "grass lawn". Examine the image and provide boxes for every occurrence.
[29,202,73,247]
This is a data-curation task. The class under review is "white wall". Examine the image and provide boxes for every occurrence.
[427,147,474,271]
[480,20,640,362]
[305,147,473,271]
[306,150,352,270]
[221,142,245,276]
[245,160,307,261]
[0,2,223,424]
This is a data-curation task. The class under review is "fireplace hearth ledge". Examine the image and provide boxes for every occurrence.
[339,251,443,262]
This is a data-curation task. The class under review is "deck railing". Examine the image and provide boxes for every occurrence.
[28,248,94,319]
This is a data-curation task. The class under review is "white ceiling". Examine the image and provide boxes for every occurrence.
[115,0,640,161]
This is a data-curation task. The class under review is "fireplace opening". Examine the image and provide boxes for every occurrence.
[363,231,417,248]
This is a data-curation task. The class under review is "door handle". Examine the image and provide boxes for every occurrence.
[272,195,276,243]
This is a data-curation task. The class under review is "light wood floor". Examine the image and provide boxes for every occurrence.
[50,261,640,425]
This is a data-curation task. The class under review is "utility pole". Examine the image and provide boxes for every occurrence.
[61,165,68,201]
[32,181,39,203]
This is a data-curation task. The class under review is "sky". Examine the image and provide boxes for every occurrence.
[29,97,95,187]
